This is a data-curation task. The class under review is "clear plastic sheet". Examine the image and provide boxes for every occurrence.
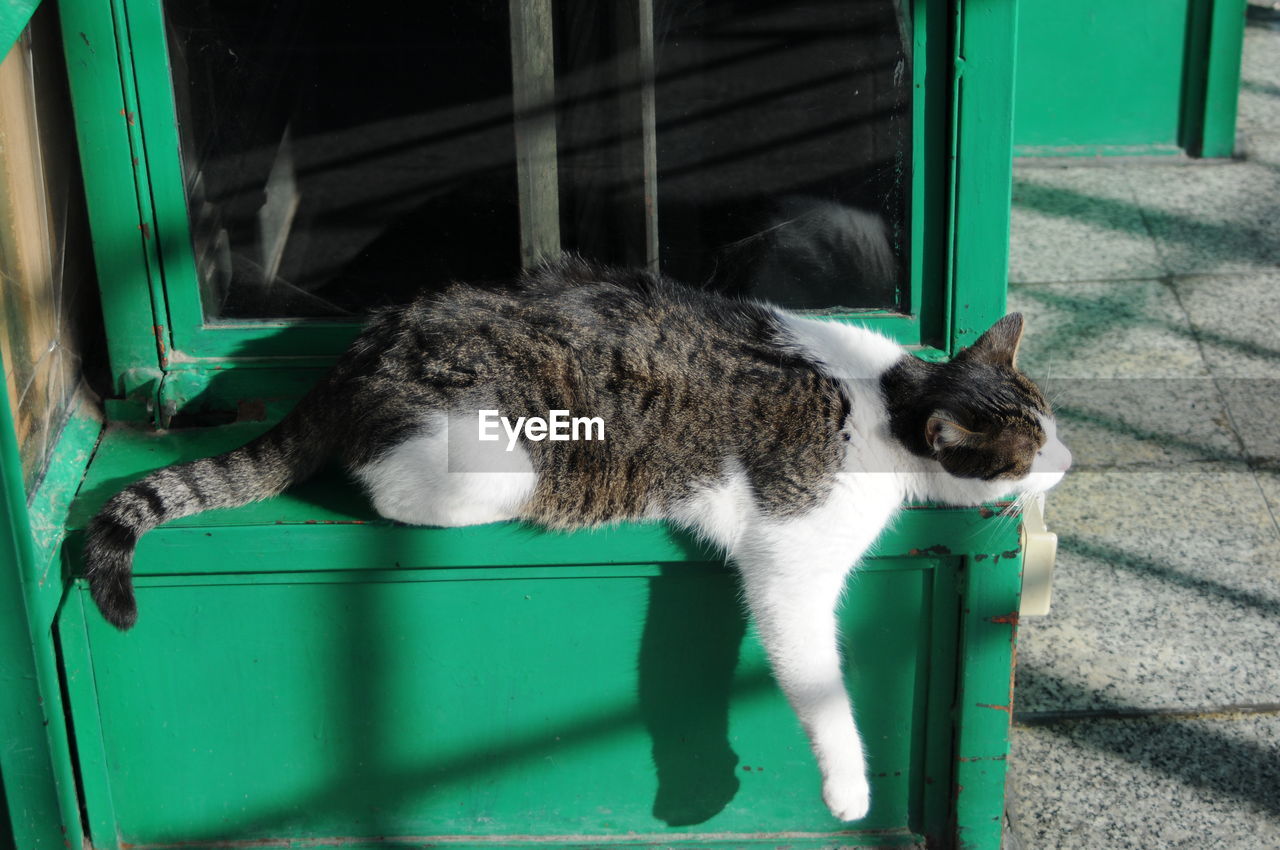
[0,11,98,495]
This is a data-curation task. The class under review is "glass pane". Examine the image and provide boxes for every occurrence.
[554,0,913,311]
[164,1,522,320]
[651,0,911,311]
[165,0,911,321]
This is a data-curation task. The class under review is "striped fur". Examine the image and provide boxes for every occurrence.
[85,382,338,629]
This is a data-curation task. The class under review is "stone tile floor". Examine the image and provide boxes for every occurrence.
[1002,19,1280,850]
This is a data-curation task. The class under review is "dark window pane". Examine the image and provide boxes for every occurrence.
[165,0,521,320]
[164,0,911,320]
[651,0,911,311]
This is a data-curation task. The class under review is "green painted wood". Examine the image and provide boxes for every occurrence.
[56,414,1023,847]
[27,401,101,621]
[57,590,120,850]
[6,401,102,850]
[0,0,40,58]
[0,421,64,850]
[1198,0,1246,157]
[1015,0,1246,159]
[948,0,1017,350]
[913,0,951,350]
[58,0,164,396]
[0,364,98,850]
[61,556,975,847]
[952,552,1023,850]
[1015,0,1191,152]
[919,562,961,844]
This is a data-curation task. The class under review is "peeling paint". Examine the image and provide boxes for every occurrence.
[988,612,1019,626]
[975,702,1011,714]
[152,325,166,364]
[907,544,952,557]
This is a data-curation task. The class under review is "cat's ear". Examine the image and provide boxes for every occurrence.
[926,413,978,452]
[961,313,1024,368]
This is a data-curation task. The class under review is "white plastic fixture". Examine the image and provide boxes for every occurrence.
[1019,492,1058,617]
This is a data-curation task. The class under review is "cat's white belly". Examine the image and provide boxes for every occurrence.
[660,457,755,551]
[354,412,538,526]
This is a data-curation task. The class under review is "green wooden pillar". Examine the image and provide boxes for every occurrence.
[950,0,1019,348]
[0,352,80,850]
[1183,0,1247,157]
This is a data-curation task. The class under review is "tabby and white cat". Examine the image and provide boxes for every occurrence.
[85,257,1070,821]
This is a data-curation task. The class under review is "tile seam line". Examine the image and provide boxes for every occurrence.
[1014,702,1280,726]
[1162,272,1280,537]
[1063,461,1259,473]
[1008,274,1183,287]
[1121,167,1176,278]
[1009,268,1280,287]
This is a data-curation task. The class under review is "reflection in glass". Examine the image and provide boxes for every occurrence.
[165,1,521,319]
[164,0,911,320]
[652,0,911,311]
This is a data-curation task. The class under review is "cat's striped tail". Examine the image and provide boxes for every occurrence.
[85,384,339,631]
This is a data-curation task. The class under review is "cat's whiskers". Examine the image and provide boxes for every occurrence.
[975,489,1033,552]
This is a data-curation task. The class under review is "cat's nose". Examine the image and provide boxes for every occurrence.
[1059,448,1073,472]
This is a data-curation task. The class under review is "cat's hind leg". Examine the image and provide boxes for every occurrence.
[734,532,870,821]
[354,411,537,527]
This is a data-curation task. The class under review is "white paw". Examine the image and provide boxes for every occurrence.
[823,775,871,821]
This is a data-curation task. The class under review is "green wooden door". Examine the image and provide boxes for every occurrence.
[60,560,961,846]
[1014,0,1246,158]
[51,421,1023,848]
[1,0,1033,847]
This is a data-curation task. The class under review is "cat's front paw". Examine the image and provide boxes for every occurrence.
[823,774,871,821]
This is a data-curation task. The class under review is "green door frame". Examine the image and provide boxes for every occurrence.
[1181,0,1247,158]
[2,1,1021,847]
[0,363,69,850]
[0,350,99,850]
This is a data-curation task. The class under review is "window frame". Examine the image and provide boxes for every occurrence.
[61,0,1014,402]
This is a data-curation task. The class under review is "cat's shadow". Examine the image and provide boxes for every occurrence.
[638,557,748,826]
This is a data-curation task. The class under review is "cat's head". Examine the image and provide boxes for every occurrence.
[884,313,1071,497]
